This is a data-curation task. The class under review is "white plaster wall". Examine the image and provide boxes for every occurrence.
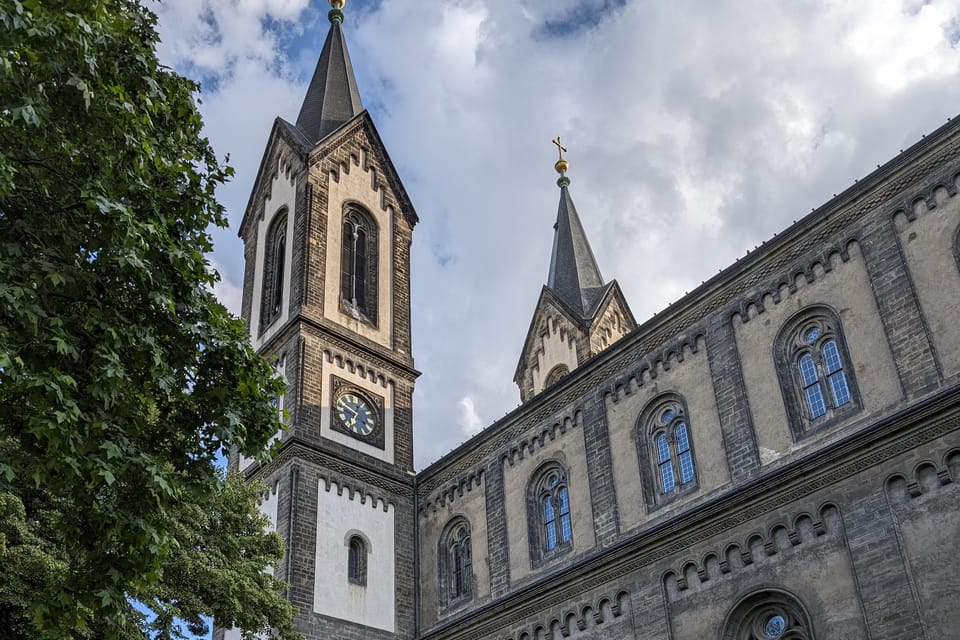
[896,184,960,378]
[605,341,729,531]
[734,243,900,461]
[532,316,580,395]
[319,351,395,465]
[322,153,394,348]
[250,157,297,348]
[314,480,395,632]
[503,415,595,582]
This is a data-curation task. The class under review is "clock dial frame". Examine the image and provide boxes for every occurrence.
[330,377,385,449]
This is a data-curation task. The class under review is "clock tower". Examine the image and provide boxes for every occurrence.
[226,2,418,638]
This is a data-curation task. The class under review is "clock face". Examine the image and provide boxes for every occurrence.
[335,392,378,437]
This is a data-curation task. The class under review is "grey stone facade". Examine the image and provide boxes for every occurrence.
[223,10,960,640]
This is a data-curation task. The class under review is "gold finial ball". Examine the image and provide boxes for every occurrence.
[330,0,345,8]
[555,158,569,175]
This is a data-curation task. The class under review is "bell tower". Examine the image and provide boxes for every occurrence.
[227,2,419,638]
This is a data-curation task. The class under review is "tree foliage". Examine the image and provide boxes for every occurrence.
[0,0,297,637]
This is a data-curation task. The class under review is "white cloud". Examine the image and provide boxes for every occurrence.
[458,396,485,437]
[208,258,244,316]
[156,0,960,469]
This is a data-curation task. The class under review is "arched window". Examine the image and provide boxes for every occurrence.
[261,210,287,329]
[775,306,860,439]
[544,364,569,388]
[527,462,573,565]
[722,589,814,640]
[637,394,698,507]
[340,207,378,324]
[438,517,473,607]
[347,535,367,586]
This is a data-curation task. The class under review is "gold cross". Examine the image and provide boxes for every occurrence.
[552,136,567,161]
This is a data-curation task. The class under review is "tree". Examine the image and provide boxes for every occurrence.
[0,1,297,637]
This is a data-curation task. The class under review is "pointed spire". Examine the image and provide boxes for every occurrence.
[295,0,363,144]
[546,139,605,318]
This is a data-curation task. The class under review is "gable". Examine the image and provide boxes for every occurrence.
[238,117,310,239]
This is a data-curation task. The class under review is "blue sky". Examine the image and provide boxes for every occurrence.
[155,0,960,472]
[150,0,960,636]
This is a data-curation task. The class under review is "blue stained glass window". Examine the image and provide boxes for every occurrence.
[558,488,572,543]
[657,433,670,463]
[663,408,675,422]
[804,327,821,343]
[676,423,690,451]
[805,384,826,418]
[543,496,557,550]
[660,459,675,493]
[763,614,786,638]
[829,371,850,406]
[822,340,842,373]
[799,354,818,386]
[679,451,694,484]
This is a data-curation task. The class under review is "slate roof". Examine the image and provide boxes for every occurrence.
[546,184,606,319]
[294,18,363,145]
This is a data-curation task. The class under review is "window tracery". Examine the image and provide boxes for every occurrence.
[527,462,573,565]
[637,394,698,507]
[261,210,287,329]
[775,306,860,438]
[722,590,814,640]
[340,207,378,324]
[438,517,473,607]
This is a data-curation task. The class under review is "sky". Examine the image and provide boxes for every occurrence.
[153,0,960,470]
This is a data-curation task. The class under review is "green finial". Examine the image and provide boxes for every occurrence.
[552,136,571,187]
[329,0,345,23]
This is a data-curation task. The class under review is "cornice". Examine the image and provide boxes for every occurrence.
[247,437,414,500]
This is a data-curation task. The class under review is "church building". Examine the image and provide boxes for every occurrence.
[222,2,960,638]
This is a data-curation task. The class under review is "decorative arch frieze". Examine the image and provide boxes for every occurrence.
[604,332,707,404]
[500,590,630,640]
[500,409,582,468]
[884,448,959,504]
[888,166,960,227]
[661,502,840,602]
[729,238,857,327]
[418,468,486,518]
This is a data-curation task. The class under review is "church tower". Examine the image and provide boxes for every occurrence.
[514,141,636,401]
[229,2,418,638]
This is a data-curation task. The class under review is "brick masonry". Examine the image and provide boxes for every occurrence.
[230,105,960,640]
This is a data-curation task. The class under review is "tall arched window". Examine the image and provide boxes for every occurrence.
[261,210,287,329]
[722,589,814,640]
[340,207,378,324]
[637,394,698,507]
[438,517,473,608]
[347,535,367,586]
[775,306,860,439]
[527,462,573,565]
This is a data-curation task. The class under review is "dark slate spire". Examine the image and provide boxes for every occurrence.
[546,138,605,318]
[295,1,363,144]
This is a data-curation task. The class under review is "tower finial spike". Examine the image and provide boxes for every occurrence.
[329,0,345,23]
[552,136,570,187]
